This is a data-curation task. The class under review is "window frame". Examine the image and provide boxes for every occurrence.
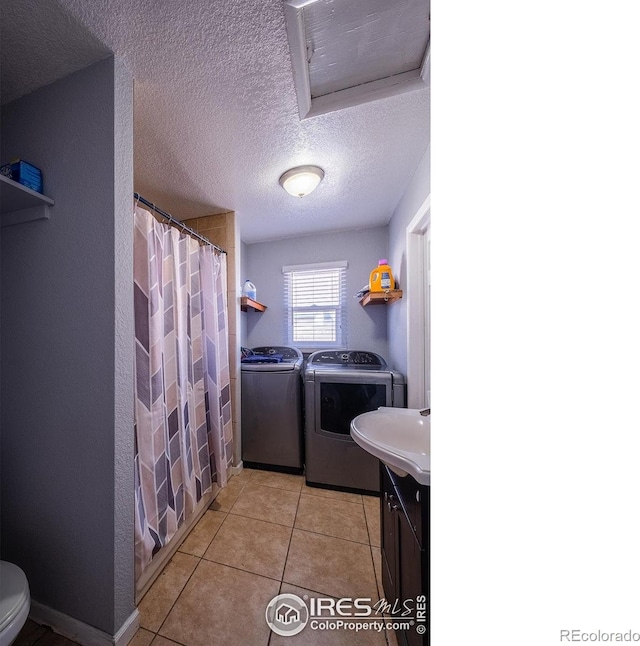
[283,260,348,350]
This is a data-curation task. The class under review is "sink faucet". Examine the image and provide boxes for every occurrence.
[419,408,430,416]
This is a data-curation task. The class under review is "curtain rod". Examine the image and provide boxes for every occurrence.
[134,193,227,255]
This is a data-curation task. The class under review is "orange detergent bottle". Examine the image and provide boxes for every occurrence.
[369,259,395,292]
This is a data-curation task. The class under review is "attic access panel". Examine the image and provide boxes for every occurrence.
[284,0,430,119]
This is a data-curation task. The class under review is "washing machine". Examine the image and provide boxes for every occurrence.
[304,350,405,494]
[241,346,304,473]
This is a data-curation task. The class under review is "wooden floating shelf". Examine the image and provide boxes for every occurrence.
[240,296,267,312]
[0,175,54,227]
[359,289,403,306]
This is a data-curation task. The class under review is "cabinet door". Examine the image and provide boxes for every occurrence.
[398,509,428,646]
[393,468,424,546]
[381,465,398,603]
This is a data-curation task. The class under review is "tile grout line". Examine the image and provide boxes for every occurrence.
[155,632,188,646]
[198,550,291,584]
[301,491,367,506]
[281,485,303,583]
[150,473,253,642]
[209,470,251,513]
[239,484,304,496]
[294,489,373,546]
[364,497,373,545]
[245,471,373,505]
[226,508,298,529]
[267,484,304,646]
[152,552,203,640]
[291,524,373,547]
[176,509,230,560]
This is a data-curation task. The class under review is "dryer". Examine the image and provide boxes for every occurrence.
[304,350,405,493]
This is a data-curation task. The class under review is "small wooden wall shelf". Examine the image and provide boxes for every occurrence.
[240,296,267,312]
[359,289,403,307]
[0,175,54,227]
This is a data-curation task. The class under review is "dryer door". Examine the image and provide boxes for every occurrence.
[314,372,393,439]
[304,370,392,492]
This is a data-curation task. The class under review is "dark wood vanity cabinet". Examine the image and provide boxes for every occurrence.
[380,463,430,646]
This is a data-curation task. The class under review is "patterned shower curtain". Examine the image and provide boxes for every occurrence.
[133,205,233,580]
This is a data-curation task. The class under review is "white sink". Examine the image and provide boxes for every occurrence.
[350,407,430,485]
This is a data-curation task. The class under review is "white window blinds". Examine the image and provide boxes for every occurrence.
[283,261,348,348]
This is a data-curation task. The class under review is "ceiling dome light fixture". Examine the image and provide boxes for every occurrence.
[279,165,325,197]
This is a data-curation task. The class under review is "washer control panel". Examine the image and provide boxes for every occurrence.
[251,346,303,360]
[308,350,386,367]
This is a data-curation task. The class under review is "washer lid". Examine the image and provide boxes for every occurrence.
[0,561,29,632]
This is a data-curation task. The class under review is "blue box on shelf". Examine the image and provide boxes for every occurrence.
[0,159,43,193]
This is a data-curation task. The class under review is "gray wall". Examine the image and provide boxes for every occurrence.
[387,144,431,377]
[243,227,391,363]
[0,56,134,635]
[240,239,248,345]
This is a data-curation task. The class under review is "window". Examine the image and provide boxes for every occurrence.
[283,261,348,348]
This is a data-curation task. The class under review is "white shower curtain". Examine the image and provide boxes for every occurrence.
[133,206,233,580]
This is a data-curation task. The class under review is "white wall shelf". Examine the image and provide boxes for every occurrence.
[1,174,54,227]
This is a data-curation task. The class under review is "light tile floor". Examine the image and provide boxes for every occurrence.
[15,469,397,646]
[138,468,396,646]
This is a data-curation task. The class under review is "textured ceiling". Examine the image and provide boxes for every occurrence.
[0,0,111,106]
[2,0,429,243]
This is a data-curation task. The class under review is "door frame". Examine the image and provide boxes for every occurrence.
[406,194,431,409]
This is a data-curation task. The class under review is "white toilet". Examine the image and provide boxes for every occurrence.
[0,561,31,646]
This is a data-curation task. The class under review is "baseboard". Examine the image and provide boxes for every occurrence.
[113,610,140,646]
[30,602,139,646]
